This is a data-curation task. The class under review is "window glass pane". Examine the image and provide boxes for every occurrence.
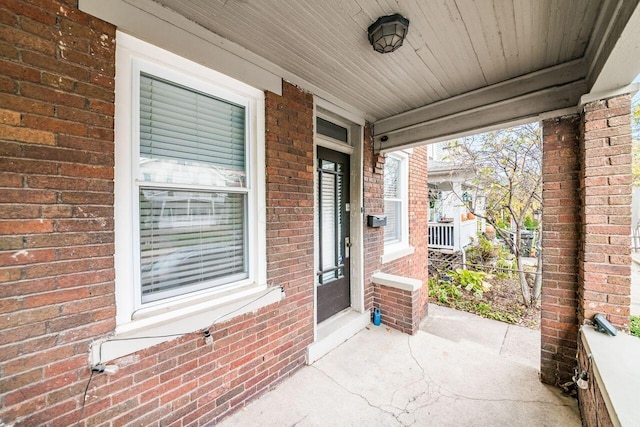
[317,117,348,143]
[384,155,403,245]
[384,156,400,198]
[140,188,247,303]
[384,200,401,244]
[140,74,246,187]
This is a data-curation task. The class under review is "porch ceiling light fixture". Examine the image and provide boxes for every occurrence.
[367,13,410,54]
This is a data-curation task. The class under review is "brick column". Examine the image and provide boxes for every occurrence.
[540,115,581,386]
[409,146,430,321]
[579,95,632,330]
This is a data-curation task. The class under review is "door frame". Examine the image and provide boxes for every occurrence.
[313,103,365,341]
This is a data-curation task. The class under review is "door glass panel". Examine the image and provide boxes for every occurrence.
[321,169,337,283]
[321,159,336,171]
[337,174,343,266]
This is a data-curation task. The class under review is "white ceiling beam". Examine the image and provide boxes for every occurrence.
[374,59,586,136]
[375,80,586,153]
[589,1,640,94]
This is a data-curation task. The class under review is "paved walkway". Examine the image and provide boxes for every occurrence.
[421,304,541,369]
[218,305,580,426]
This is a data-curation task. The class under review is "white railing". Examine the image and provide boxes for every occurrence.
[428,218,477,251]
[428,222,455,249]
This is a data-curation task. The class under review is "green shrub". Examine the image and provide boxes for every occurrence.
[449,268,490,299]
[466,233,499,266]
[631,316,640,338]
[495,219,509,230]
[524,215,539,230]
[466,232,515,277]
[486,311,518,324]
[475,302,491,316]
[457,301,518,324]
[428,277,462,306]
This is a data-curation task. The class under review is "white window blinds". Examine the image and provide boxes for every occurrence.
[384,155,402,244]
[138,73,248,303]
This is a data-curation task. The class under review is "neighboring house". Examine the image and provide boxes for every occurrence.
[0,1,638,426]
[427,144,485,270]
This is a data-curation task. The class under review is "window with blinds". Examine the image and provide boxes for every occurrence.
[138,73,249,303]
[384,155,402,245]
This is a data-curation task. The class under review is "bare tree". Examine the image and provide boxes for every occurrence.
[446,123,542,306]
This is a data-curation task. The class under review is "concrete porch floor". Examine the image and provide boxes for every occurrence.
[218,304,580,426]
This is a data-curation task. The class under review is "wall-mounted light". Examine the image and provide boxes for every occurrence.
[367,14,410,54]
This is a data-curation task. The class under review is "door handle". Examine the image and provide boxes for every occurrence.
[345,237,351,259]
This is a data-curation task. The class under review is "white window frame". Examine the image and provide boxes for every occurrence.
[96,32,279,363]
[382,152,414,264]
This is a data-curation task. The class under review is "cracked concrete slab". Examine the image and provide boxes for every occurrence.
[419,304,509,356]
[219,365,397,427]
[218,310,580,426]
[420,304,541,369]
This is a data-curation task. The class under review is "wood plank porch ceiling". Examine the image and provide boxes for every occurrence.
[152,0,638,150]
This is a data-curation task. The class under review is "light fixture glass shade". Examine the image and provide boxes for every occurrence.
[367,14,410,54]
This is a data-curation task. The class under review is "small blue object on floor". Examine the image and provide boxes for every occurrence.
[373,308,381,326]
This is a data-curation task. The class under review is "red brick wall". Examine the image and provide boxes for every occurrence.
[540,115,581,386]
[0,0,315,423]
[363,135,430,331]
[405,145,429,321]
[541,95,633,387]
[363,124,384,312]
[373,284,422,334]
[0,1,117,424]
[579,95,632,330]
[83,84,314,427]
[381,147,429,282]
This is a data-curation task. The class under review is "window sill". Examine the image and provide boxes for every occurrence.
[381,245,415,264]
[90,285,283,364]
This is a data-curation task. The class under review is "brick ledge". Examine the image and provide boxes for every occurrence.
[372,272,422,292]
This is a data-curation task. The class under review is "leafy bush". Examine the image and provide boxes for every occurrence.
[631,316,640,338]
[486,311,518,324]
[466,233,514,277]
[475,302,491,316]
[495,219,509,230]
[428,277,462,305]
[523,215,539,230]
[455,301,519,324]
[449,268,491,299]
[466,233,499,265]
